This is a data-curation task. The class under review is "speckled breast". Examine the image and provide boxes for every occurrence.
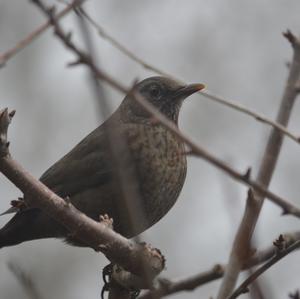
[126,122,187,231]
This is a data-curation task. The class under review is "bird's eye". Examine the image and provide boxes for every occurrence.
[149,85,161,98]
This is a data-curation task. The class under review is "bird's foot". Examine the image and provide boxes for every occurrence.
[101,263,141,299]
[101,263,113,299]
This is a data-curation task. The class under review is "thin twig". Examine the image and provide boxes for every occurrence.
[140,231,300,299]
[30,1,300,219]
[77,7,171,78]
[0,0,85,67]
[78,8,300,145]
[228,240,300,299]
[216,31,300,299]
[201,90,300,144]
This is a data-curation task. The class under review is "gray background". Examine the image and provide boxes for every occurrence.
[0,0,300,298]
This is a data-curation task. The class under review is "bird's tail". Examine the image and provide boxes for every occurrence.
[0,229,13,249]
[0,209,62,249]
[0,209,38,248]
[0,230,5,249]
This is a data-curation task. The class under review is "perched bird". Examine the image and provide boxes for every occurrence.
[0,76,204,248]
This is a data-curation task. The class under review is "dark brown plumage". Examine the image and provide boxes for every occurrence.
[0,76,204,248]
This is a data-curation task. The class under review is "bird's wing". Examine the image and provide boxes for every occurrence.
[0,125,113,216]
[40,123,114,198]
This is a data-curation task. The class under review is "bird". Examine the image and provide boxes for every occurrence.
[0,76,205,248]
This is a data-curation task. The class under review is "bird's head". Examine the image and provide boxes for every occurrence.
[120,76,205,123]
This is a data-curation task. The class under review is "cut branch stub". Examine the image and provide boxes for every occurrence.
[111,245,165,290]
[0,108,15,158]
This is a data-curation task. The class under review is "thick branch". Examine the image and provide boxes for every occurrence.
[217,31,300,299]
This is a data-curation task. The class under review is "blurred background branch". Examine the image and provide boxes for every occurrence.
[7,261,43,299]
[217,31,300,299]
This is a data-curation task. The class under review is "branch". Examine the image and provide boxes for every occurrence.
[0,0,85,67]
[140,265,225,299]
[30,0,300,219]
[78,8,300,145]
[228,239,300,299]
[77,7,171,78]
[216,31,300,299]
[0,108,164,279]
[200,90,300,144]
[139,231,300,299]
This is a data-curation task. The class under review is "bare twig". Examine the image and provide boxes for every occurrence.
[139,265,225,299]
[8,262,43,299]
[30,1,300,219]
[246,247,268,299]
[217,31,300,299]
[228,240,300,299]
[0,0,85,67]
[76,7,171,78]
[140,231,300,299]
[78,8,300,145]
[200,90,300,144]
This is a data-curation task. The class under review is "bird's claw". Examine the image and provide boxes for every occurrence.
[101,263,113,299]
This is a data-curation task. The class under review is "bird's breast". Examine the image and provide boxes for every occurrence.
[125,123,187,227]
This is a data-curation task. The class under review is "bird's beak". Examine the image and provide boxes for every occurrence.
[173,83,205,100]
